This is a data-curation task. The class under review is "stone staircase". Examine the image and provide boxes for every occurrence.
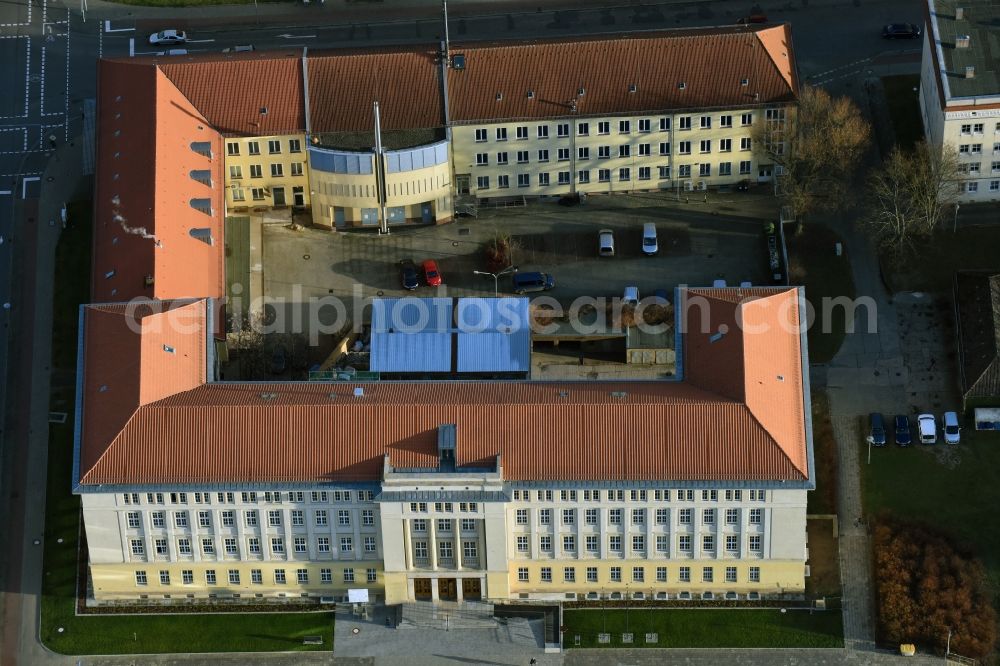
[400,600,497,630]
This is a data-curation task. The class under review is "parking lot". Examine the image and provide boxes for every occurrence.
[259,190,780,335]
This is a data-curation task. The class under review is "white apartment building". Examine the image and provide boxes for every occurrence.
[919,0,1000,201]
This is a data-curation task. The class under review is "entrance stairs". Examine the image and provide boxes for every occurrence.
[400,600,497,630]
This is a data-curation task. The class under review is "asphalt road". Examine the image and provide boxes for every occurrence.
[0,0,925,664]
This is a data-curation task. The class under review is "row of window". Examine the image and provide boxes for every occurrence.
[958,142,1000,154]
[512,533,763,555]
[130,535,377,559]
[122,491,374,507]
[516,564,761,584]
[958,122,1000,135]
[964,180,1000,193]
[226,138,302,157]
[473,114,759,143]
[514,507,763,526]
[228,163,304,179]
[409,518,478,532]
[127,508,376,530]
[957,161,1000,174]
[407,502,478,514]
[475,162,752,189]
[511,489,769,503]
[412,540,479,560]
[474,138,751,166]
[231,185,305,204]
[135,566,376,587]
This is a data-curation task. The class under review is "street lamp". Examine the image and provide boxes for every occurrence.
[473,265,518,297]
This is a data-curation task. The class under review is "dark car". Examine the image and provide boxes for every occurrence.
[399,259,419,290]
[512,271,555,294]
[894,415,912,447]
[882,23,921,39]
[869,412,887,447]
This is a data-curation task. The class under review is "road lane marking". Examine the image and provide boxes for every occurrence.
[104,20,134,33]
[279,34,317,39]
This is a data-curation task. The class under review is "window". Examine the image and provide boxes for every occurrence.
[638,143,651,157]
[516,173,530,188]
[991,180,1000,191]
[367,568,377,583]
[719,162,732,176]
[609,509,622,524]
[575,146,590,161]
[679,141,691,155]
[476,176,490,190]
[248,537,261,554]
[639,118,651,133]
[703,509,716,525]
[599,169,611,182]
[749,566,761,582]
[578,122,590,136]
[126,512,141,528]
[679,116,691,130]
[656,535,668,552]
[562,509,575,525]
[288,138,301,153]
[660,117,671,131]
[725,566,738,583]
[476,153,489,166]
[699,163,711,177]
[537,149,549,162]
[229,165,243,180]
[540,536,552,552]
[496,127,508,141]
[598,121,610,135]
[518,567,529,582]
[585,509,598,525]
[271,537,285,554]
[267,139,281,154]
[320,569,332,584]
[740,137,752,151]
[340,537,353,553]
[700,116,712,129]
[516,150,529,164]
[609,535,622,552]
[679,509,692,524]
[313,492,329,503]
[587,567,598,582]
[699,140,711,154]
[578,170,590,184]
[632,566,644,582]
[638,166,651,180]
[415,541,429,558]
[557,123,570,138]
[657,141,670,156]
[516,536,528,552]
[205,570,217,585]
[967,181,978,192]
[586,535,599,552]
[268,510,281,527]
[739,160,752,175]
[678,535,692,552]
[741,113,753,126]
[463,541,478,560]
[719,115,733,128]
[515,509,528,525]
[598,146,611,159]
[157,570,170,585]
[558,148,570,161]
[619,120,631,134]
[343,568,355,583]
[537,125,549,139]
[337,510,351,526]
[659,165,671,179]
[221,510,234,527]
[679,165,691,178]
[619,167,630,182]
[314,510,328,527]
[177,538,191,555]
[726,535,739,553]
[749,535,762,552]
[130,539,145,557]
[540,567,552,583]
[175,511,189,528]
[364,536,377,553]
[539,509,551,525]
[274,569,287,584]
[632,535,645,553]
[475,128,488,142]
[516,126,528,140]
[153,538,168,556]
[496,152,509,165]
[627,509,643,525]
[231,188,245,202]
[316,537,331,553]
[702,566,714,583]
[702,535,715,553]
[227,142,240,156]
[296,569,309,584]
[749,509,762,524]
[959,144,970,154]
[564,567,576,583]
[498,175,509,189]
[610,566,622,582]
[289,510,303,527]
[293,537,307,554]
[247,141,260,155]
[972,144,983,154]
[228,569,240,585]
[196,511,211,528]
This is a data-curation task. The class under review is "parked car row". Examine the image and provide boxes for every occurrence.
[597,224,659,258]
[869,411,962,447]
[398,259,444,289]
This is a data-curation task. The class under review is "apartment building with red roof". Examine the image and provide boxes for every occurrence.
[78,26,813,606]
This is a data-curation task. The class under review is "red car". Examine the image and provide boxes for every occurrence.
[422,259,442,286]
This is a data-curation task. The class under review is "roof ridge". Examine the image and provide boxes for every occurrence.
[79,403,145,485]
[740,405,807,480]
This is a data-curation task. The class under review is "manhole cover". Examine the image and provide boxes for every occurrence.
[452,241,459,247]
[303,254,310,260]
[377,290,384,296]
[351,627,360,635]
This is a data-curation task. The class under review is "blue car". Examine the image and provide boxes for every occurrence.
[512,271,554,294]
[894,415,912,447]
[869,413,886,447]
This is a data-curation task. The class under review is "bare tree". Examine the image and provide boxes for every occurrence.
[754,86,871,219]
[227,310,268,379]
[860,141,962,259]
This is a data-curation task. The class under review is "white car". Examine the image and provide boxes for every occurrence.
[942,411,961,444]
[623,286,639,306]
[598,229,615,257]
[149,30,187,45]
[642,223,658,256]
[917,413,937,444]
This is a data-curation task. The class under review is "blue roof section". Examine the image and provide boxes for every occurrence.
[369,297,531,374]
[370,298,453,372]
[456,298,531,373]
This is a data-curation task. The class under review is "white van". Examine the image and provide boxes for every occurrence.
[942,411,961,444]
[917,413,937,444]
[598,229,615,257]
[642,223,658,256]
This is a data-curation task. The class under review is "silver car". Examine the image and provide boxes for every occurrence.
[149,30,187,45]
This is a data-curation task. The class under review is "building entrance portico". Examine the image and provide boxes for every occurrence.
[406,573,486,602]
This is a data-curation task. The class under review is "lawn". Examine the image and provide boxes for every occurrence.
[40,203,335,655]
[881,75,923,151]
[808,391,839,516]
[805,518,841,601]
[786,224,856,363]
[881,225,1000,294]
[563,608,843,649]
[860,428,1000,589]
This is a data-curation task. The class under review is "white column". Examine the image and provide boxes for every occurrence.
[476,519,486,570]
[403,519,412,571]
[429,518,438,571]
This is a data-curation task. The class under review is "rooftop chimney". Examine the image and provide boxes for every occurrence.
[956,34,970,48]
[965,65,975,79]
[955,6,964,20]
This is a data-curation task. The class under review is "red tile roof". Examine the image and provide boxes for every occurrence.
[78,300,208,476]
[93,61,225,303]
[77,289,811,486]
